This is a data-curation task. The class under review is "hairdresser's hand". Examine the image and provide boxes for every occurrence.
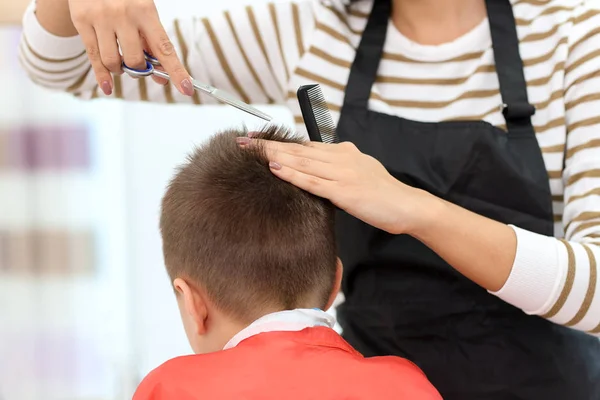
[241,137,430,235]
[68,0,193,96]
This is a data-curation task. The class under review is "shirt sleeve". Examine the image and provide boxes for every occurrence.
[492,2,600,336]
[18,0,316,104]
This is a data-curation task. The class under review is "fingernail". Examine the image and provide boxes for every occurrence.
[101,81,112,95]
[236,137,251,145]
[269,161,282,170]
[181,79,194,96]
[247,131,260,138]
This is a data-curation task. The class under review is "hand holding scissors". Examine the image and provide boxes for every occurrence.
[123,52,272,121]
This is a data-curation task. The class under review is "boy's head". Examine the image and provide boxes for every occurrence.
[160,125,341,354]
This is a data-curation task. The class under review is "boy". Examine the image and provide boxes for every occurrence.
[133,126,441,399]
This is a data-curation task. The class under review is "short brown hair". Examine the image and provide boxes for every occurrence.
[160,125,337,322]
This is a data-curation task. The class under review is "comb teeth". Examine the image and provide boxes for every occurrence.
[297,84,339,144]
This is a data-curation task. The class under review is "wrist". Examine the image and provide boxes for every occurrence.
[36,0,78,37]
[400,187,446,238]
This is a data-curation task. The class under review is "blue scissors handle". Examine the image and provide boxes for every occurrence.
[122,51,160,78]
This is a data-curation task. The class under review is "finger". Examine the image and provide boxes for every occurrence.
[78,26,113,95]
[117,27,146,71]
[96,28,122,74]
[250,139,334,163]
[142,36,168,85]
[269,150,338,180]
[140,8,193,96]
[268,162,334,199]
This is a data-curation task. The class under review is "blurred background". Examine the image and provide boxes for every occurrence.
[0,0,312,399]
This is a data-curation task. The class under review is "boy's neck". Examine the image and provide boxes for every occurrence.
[215,307,326,351]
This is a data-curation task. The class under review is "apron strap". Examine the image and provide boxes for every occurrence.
[342,0,536,137]
[341,0,390,110]
[485,0,536,136]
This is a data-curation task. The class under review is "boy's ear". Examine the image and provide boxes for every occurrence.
[173,277,209,335]
[324,258,343,311]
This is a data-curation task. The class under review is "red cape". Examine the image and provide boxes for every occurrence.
[134,327,441,399]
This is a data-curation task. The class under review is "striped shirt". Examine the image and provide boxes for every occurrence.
[19,0,600,335]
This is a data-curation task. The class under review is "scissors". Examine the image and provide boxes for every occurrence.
[122,51,272,121]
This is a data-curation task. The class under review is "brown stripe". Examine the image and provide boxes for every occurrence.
[566,93,600,111]
[547,170,562,180]
[513,0,551,6]
[294,115,304,124]
[570,27,600,53]
[292,3,305,56]
[379,89,500,109]
[566,49,600,77]
[541,143,565,154]
[385,37,560,66]
[567,69,600,93]
[91,85,99,99]
[565,244,597,327]
[202,19,251,104]
[541,239,576,319]
[565,212,600,232]
[174,19,200,105]
[19,44,89,74]
[515,6,575,26]
[296,67,345,91]
[383,49,484,64]
[589,322,600,335]
[568,188,600,205]
[269,3,290,82]
[23,36,86,63]
[567,169,600,187]
[521,10,600,46]
[163,82,175,103]
[566,138,600,160]
[347,7,369,18]
[531,89,563,111]
[570,220,600,237]
[309,46,352,68]
[521,19,564,43]
[553,195,563,203]
[224,11,274,104]
[138,78,148,101]
[315,21,353,46]
[527,62,565,87]
[569,116,600,132]
[573,8,600,25]
[66,66,92,92]
[378,64,496,85]
[523,37,568,67]
[322,4,362,35]
[535,117,564,134]
[246,6,285,95]
[554,214,563,223]
[19,55,79,83]
[114,74,123,98]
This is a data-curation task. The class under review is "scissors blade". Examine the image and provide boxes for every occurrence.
[192,80,272,121]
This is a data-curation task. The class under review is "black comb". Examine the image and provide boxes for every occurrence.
[297,84,339,143]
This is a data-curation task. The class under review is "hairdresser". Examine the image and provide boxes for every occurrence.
[20,0,600,398]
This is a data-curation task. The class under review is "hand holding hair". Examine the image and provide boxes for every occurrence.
[238,135,429,236]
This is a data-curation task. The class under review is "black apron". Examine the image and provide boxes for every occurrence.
[335,0,600,399]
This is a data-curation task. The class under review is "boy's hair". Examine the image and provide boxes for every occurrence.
[160,125,337,322]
